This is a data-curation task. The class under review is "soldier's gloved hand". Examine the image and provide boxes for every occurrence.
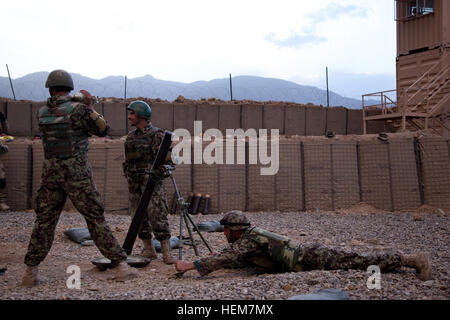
[0,112,5,123]
[159,165,173,178]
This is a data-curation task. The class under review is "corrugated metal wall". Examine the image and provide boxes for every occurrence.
[397,0,449,55]
[396,0,450,110]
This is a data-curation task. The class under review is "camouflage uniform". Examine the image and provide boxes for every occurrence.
[193,226,402,276]
[24,95,127,267]
[0,114,9,210]
[123,123,175,243]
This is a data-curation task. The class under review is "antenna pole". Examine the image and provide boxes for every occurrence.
[6,64,16,100]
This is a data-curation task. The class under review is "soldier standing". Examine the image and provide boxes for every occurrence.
[0,111,9,211]
[123,100,176,264]
[22,69,137,287]
[175,210,432,281]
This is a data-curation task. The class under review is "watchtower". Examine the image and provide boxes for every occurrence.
[363,0,449,136]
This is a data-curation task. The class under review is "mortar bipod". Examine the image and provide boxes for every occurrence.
[170,175,213,259]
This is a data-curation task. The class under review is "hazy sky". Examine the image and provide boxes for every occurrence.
[1,0,396,88]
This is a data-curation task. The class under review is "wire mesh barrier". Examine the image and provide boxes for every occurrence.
[276,141,303,211]
[331,142,360,210]
[303,143,333,211]
[2,101,375,138]
[359,141,394,211]
[389,138,422,211]
[2,142,31,211]
[420,137,450,210]
[2,135,449,213]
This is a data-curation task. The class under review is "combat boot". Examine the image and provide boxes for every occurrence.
[141,239,158,259]
[21,265,39,288]
[114,261,138,281]
[161,239,176,265]
[0,194,9,211]
[401,252,432,281]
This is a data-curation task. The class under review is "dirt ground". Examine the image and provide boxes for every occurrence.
[0,204,449,300]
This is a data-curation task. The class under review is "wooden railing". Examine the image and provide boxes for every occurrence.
[362,89,397,115]
[402,50,449,112]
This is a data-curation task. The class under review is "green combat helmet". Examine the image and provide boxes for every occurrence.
[45,69,74,90]
[127,100,151,119]
[220,210,251,231]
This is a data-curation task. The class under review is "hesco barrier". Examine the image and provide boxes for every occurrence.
[419,137,450,210]
[1,134,449,213]
[2,101,385,137]
[1,141,32,211]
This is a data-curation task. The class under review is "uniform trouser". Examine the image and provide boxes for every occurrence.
[0,159,6,198]
[24,160,127,267]
[295,243,402,272]
[127,173,171,242]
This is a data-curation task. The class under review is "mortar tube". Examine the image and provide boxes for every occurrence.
[187,192,195,214]
[191,193,202,215]
[202,194,210,215]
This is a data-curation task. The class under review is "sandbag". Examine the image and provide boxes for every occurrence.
[195,220,224,232]
[92,255,151,269]
[64,228,91,244]
[64,228,181,251]
[288,288,350,300]
[153,236,181,252]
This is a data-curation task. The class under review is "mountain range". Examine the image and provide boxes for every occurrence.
[0,72,380,109]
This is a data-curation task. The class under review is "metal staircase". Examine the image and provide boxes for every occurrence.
[363,49,450,136]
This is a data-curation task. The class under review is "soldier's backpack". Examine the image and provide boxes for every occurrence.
[247,227,302,272]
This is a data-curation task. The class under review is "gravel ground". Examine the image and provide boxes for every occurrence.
[0,207,449,300]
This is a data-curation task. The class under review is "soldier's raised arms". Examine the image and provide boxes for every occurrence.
[21,70,137,287]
